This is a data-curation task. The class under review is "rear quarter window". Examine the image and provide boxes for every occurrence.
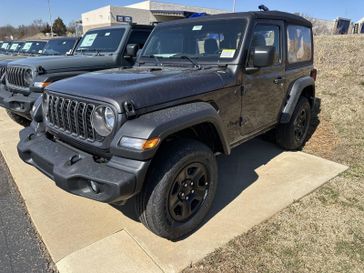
[287,25,312,64]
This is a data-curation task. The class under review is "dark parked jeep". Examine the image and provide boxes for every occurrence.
[0,24,153,125]
[0,37,81,125]
[0,40,49,61]
[18,11,316,240]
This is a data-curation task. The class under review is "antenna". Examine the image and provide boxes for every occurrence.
[258,5,269,11]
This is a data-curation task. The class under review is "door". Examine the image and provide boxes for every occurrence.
[240,21,286,136]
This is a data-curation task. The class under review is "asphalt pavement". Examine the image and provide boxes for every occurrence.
[0,153,55,273]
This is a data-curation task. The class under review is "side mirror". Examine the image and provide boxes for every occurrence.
[125,44,139,58]
[252,46,275,67]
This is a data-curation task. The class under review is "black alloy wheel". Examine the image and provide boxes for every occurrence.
[168,162,209,222]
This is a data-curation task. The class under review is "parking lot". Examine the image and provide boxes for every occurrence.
[1,2,363,273]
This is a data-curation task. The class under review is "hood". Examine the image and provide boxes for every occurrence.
[0,55,27,62]
[47,66,235,113]
[8,54,116,73]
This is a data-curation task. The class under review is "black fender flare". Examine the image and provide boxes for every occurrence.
[110,102,230,161]
[280,76,315,123]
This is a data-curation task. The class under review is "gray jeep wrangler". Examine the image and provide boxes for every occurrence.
[0,24,153,125]
[18,10,316,240]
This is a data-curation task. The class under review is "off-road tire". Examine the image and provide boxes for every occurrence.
[6,110,31,127]
[276,96,311,150]
[136,139,218,240]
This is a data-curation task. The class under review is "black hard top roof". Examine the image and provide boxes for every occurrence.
[49,37,80,40]
[86,24,153,33]
[24,39,49,42]
[160,10,312,27]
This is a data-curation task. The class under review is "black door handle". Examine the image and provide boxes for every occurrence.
[273,77,285,85]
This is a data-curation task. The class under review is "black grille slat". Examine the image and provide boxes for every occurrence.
[0,66,6,79]
[64,99,71,132]
[78,103,86,138]
[46,94,97,141]
[54,97,60,127]
[86,105,95,140]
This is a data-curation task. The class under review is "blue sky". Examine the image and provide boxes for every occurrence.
[0,0,363,26]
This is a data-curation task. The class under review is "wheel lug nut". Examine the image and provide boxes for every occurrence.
[181,193,185,196]
[191,190,195,194]
[186,196,189,200]
[184,183,187,187]
[205,182,208,185]
[190,182,194,186]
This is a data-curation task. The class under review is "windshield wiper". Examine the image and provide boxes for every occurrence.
[171,55,202,70]
[75,48,105,56]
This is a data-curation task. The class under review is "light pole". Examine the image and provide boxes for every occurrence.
[47,0,53,36]
[233,0,237,12]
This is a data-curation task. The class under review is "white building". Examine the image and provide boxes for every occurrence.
[353,17,364,34]
[81,1,227,32]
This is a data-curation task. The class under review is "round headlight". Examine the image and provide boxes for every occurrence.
[24,69,33,86]
[91,106,115,137]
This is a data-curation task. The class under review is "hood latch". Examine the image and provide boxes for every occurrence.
[123,101,136,119]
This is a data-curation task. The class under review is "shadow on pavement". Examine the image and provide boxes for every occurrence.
[114,139,283,226]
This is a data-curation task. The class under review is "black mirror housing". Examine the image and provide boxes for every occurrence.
[126,44,139,58]
[252,46,275,67]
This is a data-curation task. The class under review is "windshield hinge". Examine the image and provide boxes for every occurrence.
[123,101,136,119]
[240,85,245,96]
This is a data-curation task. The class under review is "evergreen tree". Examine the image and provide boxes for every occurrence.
[52,17,67,36]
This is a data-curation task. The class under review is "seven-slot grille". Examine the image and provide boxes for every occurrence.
[46,94,97,141]
[6,66,29,88]
[0,66,6,79]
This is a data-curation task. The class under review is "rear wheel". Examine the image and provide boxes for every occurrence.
[136,139,218,240]
[6,110,30,127]
[276,96,311,150]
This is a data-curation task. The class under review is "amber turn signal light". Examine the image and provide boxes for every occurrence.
[143,137,160,150]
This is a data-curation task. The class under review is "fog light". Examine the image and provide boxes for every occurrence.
[90,181,100,194]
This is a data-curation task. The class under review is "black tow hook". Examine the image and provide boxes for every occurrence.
[69,155,82,166]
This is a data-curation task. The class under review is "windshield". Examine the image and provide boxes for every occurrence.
[20,41,47,54]
[142,19,246,63]
[8,42,25,53]
[43,38,77,55]
[0,42,10,52]
[75,28,125,53]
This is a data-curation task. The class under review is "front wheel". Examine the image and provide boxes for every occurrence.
[276,96,312,150]
[6,110,31,127]
[136,139,218,240]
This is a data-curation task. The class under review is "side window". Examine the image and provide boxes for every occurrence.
[249,24,281,65]
[287,25,312,64]
[127,30,151,49]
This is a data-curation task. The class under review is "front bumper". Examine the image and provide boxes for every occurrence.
[0,85,40,119]
[17,126,150,203]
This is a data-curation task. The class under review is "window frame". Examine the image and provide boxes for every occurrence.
[285,24,313,69]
